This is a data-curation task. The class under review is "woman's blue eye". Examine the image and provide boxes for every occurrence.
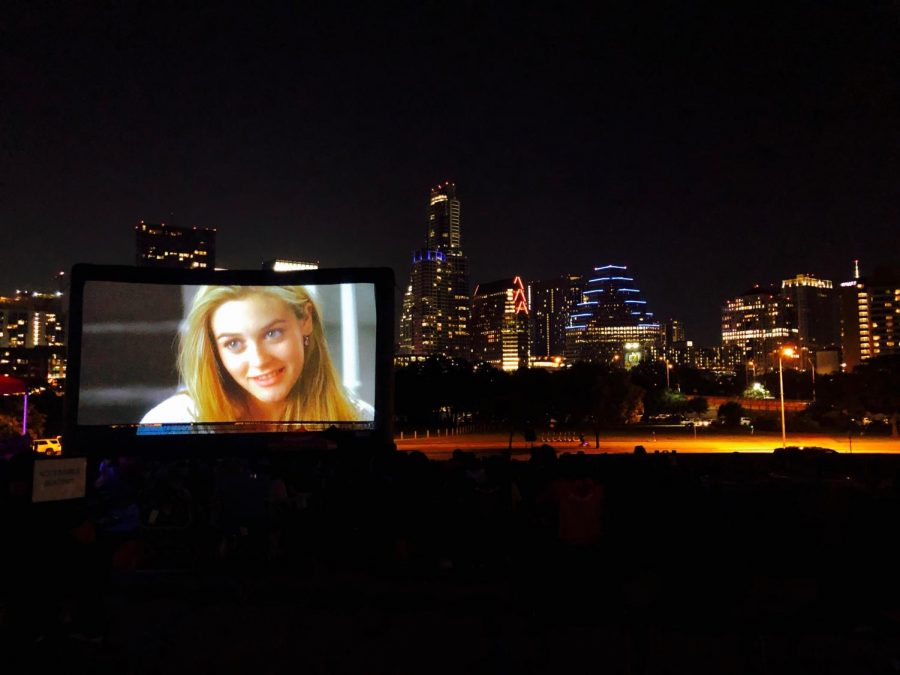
[265,328,283,339]
[225,339,243,351]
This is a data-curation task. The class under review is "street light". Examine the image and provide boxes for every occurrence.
[807,354,816,402]
[661,357,671,389]
[778,346,796,449]
[799,347,817,402]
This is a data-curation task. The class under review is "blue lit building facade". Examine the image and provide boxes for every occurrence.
[565,264,662,366]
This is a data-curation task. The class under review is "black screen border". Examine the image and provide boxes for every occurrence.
[64,264,395,457]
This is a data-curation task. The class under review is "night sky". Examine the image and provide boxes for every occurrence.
[3,2,899,344]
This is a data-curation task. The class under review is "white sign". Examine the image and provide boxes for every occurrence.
[32,457,87,503]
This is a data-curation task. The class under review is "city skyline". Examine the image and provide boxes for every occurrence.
[0,210,886,349]
[4,4,900,344]
[2,195,883,347]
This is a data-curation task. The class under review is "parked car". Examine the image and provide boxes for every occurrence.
[32,436,62,456]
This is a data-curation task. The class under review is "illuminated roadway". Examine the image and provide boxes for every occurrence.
[395,429,900,460]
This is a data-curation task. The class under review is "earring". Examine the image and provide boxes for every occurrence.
[304,335,309,347]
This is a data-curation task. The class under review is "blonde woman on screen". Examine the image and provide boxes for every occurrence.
[140,285,371,424]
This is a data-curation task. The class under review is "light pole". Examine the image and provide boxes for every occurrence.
[778,346,796,449]
[661,357,670,389]
[808,355,816,402]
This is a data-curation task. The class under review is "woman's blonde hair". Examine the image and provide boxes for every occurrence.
[178,285,357,423]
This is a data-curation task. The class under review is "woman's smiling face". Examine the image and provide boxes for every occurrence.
[210,293,312,418]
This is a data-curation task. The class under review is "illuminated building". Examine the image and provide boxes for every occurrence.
[839,260,864,370]
[529,356,567,370]
[840,263,900,371]
[0,347,66,383]
[263,259,320,271]
[721,286,797,371]
[662,318,685,349]
[393,353,469,369]
[393,354,430,368]
[0,291,66,382]
[565,264,661,366]
[662,340,743,375]
[712,344,747,374]
[0,291,65,349]
[664,340,693,368]
[135,221,216,269]
[528,274,583,358]
[471,276,530,371]
[781,274,840,356]
[660,318,697,368]
[399,182,470,359]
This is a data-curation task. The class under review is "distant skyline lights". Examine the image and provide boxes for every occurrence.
[2,190,895,378]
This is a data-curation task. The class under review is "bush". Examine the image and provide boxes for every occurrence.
[717,401,745,427]
[687,397,709,414]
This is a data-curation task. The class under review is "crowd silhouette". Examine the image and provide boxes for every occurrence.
[4,444,900,672]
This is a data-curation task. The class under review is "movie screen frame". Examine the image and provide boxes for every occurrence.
[64,264,395,456]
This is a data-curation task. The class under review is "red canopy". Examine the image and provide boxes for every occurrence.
[0,375,28,395]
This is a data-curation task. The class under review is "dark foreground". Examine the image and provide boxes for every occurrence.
[4,446,900,674]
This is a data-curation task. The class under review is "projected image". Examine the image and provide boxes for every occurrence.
[77,282,376,429]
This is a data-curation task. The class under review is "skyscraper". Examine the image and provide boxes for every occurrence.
[135,221,216,269]
[471,276,530,371]
[0,290,67,383]
[781,274,840,353]
[399,182,470,359]
[565,264,661,366]
[0,291,65,349]
[528,274,583,359]
[662,318,686,348]
[840,263,900,371]
[721,286,796,371]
